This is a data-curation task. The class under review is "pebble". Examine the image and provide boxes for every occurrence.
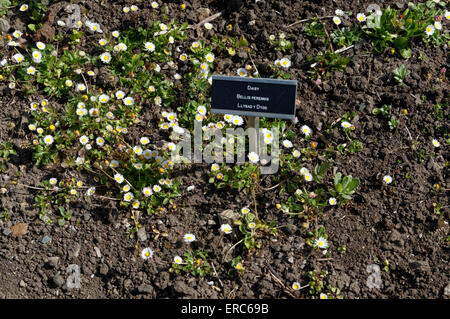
[0,18,10,33]
[207,220,216,226]
[137,227,147,242]
[366,264,382,289]
[46,256,60,268]
[41,236,52,244]
[94,246,102,258]
[137,284,154,295]
[19,280,27,288]
[99,263,109,276]
[52,275,65,288]
[69,243,81,259]
[444,283,450,296]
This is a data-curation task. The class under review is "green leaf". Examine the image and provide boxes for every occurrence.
[393,37,408,50]
[400,48,412,59]
[346,178,360,193]
[334,172,342,188]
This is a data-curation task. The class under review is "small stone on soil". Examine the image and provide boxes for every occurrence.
[46,256,60,269]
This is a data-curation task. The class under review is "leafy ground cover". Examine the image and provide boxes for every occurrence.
[0,0,448,299]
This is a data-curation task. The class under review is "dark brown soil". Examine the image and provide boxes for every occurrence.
[0,0,448,299]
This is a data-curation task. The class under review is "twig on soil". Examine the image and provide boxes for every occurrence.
[316,14,333,52]
[284,15,334,29]
[317,258,334,262]
[211,262,223,288]
[261,181,283,191]
[264,262,296,298]
[189,12,223,29]
[15,183,45,190]
[248,51,260,77]
[224,239,244,262]
[334,45,354,54]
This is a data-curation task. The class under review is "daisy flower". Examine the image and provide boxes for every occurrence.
[204,22,213,30]
[434,21,442,30]
[179,53,188,61]
[356,13,366,22]
[320,293,328,299]
[425,25,435,36]
[76,83,86,92]
[280,57,291,69]
[232,116,244,126]
[134,163,143,170]
[341,121,352,129]
[283,140,293,148]
[168,142,176,151]
[333,16,341,25]
[43,135,54,145]
[20,4,28,11]
[315,237,329,249]
[79,135,89,145]
[151,1,159,8]
[300,167,310,175]
[191,41,200,49]
[140,137,150,145]
[220,224,233,234]
[241,207,250,215]
[329,197,337,205]
[292,150,300,158]
[237,68,247,77]
[96,137,105,147]
[99,94,109,103]
[132,200,140,209]
[183,233,196,242]
[65,79,73,87]
[142,187,153,197]
[75,157,85,165]
[304,173,313,182]
[112,30,120,38]
[8,82,15,89]
[131,5,138,11]
[445,11,450,20]
[49,178,58,185]
[12,30,22,38]
[114,173,124,184]
[248,222,256,229]
[123,6,130,13]
[197,105,207,115]
[153,185,161,192]
[248,152,260,164]
[383,175,392,184]
[144,42,155,52]
[13,53,24,63]
[123,97,134,106]
[86,187,95,196]
[205,53,215,63]
[235,263,244,270]
[32,51,42,63]
[159,23,167,31]
[123,192,134,202]
[133,146,143,155]
[141,247,154,260]
[173,256,183,264]
[122,184,131,192]
[292,282,301,291]
[432,139,440,147]
[98,38,107,46]
[100,52,112,63]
